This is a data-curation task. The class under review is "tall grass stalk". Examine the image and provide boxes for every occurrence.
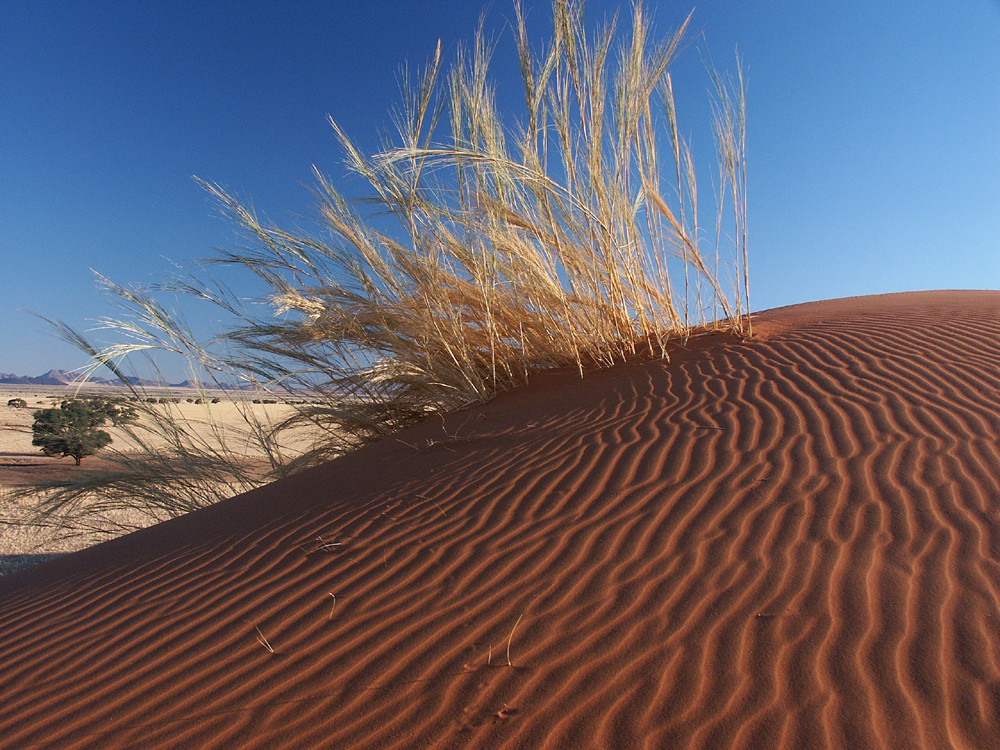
[20,0,749,532]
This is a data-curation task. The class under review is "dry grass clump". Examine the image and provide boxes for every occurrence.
[196,0,748,459]
[18,0,749,529]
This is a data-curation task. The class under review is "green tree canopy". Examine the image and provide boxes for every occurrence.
[85,396,138,427]
[31,399,119,465]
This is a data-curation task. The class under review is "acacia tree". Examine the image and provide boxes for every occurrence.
[31,399,118,465]
[85,397,138,427]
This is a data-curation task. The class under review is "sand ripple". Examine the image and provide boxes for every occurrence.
[2,290,1000,748]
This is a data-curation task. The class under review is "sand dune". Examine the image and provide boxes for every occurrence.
[2,290,1000,748]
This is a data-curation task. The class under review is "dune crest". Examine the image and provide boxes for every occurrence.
[3,290,1000,749]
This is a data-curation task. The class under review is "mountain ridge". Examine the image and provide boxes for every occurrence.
[0,369,240,389]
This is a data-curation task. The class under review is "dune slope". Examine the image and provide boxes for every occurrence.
[2,290,1000,749]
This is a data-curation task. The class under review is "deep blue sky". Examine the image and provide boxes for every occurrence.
[2,0,998,378]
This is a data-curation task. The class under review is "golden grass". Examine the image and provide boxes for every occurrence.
[193,0,749,455]
[23,0,749,534]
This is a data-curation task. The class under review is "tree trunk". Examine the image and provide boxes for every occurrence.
[74,456,82,466]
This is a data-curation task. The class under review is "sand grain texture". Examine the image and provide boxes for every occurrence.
[2,290,1000,748]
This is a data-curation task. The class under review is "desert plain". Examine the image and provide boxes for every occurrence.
[0,385,305,556]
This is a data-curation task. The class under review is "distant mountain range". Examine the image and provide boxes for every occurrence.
[0,369,242,390]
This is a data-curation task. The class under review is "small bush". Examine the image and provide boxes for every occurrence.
[7,398,27,408]
[31,399,114,465]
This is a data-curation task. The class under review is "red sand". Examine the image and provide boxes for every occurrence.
[3,290,1000,748]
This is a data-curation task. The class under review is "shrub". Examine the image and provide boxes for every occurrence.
[31,399,114,465]
[84,396,138,427]
[7,398,27,408]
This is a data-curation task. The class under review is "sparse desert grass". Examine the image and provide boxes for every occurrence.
[29,0,749,535]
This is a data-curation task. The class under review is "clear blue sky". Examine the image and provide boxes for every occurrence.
[2,0,998,379]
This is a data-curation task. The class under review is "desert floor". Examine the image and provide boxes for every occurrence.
[0,385,307,555]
